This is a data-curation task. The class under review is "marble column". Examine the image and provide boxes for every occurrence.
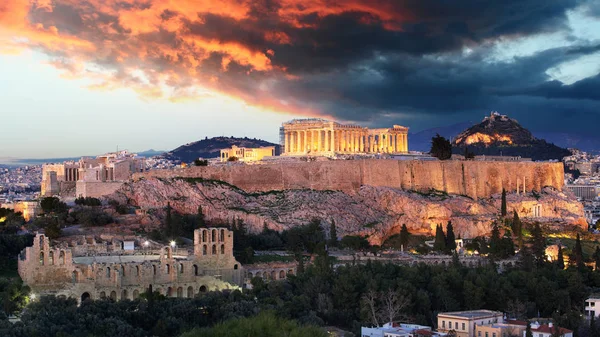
[285,132,290,153]
[330,129,335,153]
[290,131,296,153]
[404,134,408,152]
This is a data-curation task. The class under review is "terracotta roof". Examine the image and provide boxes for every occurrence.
[505,320,528,326]
[531,325,573,334]
[414,329,436,336]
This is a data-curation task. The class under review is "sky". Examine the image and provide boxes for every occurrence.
[0,0,599,158]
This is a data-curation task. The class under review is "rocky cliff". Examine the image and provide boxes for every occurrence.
[111,177,585,245]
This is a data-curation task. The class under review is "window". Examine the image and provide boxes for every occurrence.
[166,264,170,274]
[478,332,481,337]
[462,323,465,331]
[220,244,225,254]
[485,332,489,337]
[456,322,459,329]
[443,321,446,328]
[493,333,496,337]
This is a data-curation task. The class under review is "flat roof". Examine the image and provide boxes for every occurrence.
[438,310,503,320]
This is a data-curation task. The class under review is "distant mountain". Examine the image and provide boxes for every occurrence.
[136,149,166,158]
[451,112,571,161]
[409,121,473,152]
[162,136,280,162]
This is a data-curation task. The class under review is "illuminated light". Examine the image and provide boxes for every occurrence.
[0,217,6,223]
[30,293,36,300]
[170,241,176,248]
[458,133,513,146]
[144,241,149,247]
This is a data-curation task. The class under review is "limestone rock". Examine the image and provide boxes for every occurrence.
[111,177,585,245]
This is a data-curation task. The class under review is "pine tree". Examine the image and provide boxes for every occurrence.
[433,224,446,252]
[575,233,585,269]
[430,134,452,160]
[446,221,456,253]
[399,224,410,249]
[501,188,507,217]
[556,244,565,269]
[328,219,338,248]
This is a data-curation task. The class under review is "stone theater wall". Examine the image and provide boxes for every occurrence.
[133,160,564,199]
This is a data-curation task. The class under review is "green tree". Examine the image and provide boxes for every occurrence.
[197,205,206,228]
[574,233,585,269]
[557,244,565,269]
[44,218,62,240]
[526,322,533,337]
[593,246,600,271]
[194,159,208,166]
[328,219,338,248]
[501,188,507,217]
[340,236,370,251]
[433,224,446,252]
[430,134,452,160]
[530,223,546,266]
[399,224,410,249]
[445,221,456,253]
[512,210,523,249]
[40,197,67,214]
[489,223,502,257]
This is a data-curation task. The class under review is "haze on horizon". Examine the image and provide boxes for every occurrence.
[0,0,599,158]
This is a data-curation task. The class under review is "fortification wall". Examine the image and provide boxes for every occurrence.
[132,160,564,199]
[76,181,125,198]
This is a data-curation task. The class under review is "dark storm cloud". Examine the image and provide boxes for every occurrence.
[3,0,599,134]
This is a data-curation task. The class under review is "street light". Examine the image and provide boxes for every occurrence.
[170,241,176,248]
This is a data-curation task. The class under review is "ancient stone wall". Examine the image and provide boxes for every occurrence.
[132,160,564,199]
[76,181,125,198]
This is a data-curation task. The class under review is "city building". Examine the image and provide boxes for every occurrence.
[280,118,408,156]
[566,185,599,200]
[41,150,145,198]
[361,323,434,337]
[526,322,572,337]
[437,310,504,337]
[219,145,276,162]
[585,295,600,318]
[476,322,526,337]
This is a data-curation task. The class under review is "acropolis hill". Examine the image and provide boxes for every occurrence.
[114,159,585,243]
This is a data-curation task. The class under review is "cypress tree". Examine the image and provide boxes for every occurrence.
[489,223,502,257]
[530,223,546,266]
[328,219,338,248]
[399,224,410,248]
[556,244,565,269]
[593,246,600,271]
[526,322,533,337]
[433,224,446,252]
[501,188,507,217]
[197,205,206,228]
[165,202,173,237]
[575,233,585,269]
[512,210,523,248]
[446,221,456,253]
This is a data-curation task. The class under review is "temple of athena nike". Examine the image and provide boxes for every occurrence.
[280,118,408,156]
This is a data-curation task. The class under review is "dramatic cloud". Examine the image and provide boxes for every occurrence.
[1,0,599,133]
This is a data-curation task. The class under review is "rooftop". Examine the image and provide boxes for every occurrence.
[438,310,503,319]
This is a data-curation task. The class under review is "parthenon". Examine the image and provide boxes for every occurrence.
[280,119,408,156]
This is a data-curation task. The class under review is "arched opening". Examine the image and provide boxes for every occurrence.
[72,270,78,283]
[110,291,117,300]
[179,263,184,274]
[212,229,216,242]
[279,270,285,279]
[199,285,207,293]
[194,265,198,276]
[121,265,126,277]
[177,287,183,298]
[262,271,267,279]
[136,266,140,276]
[248,272,253,279]
[59,251,65,265]
[202,230,207,242]
[165,264,170,274]
[220,229,225,241]
[152,265,157,275]
[187,286,194,298]
[167,287,173,297]
[133,290,139,299]
[81,292,91,302]
[202,245,207,255]
[234,264,238,270]
[121,289,128,300]
[270,271,276,280]
[212,245,216,255]
[220,244,225,254]
[39,252,44,266]
[288,269,293,275]
[39,235,44,247]
[99,291,106,299]
[106,267,111,278]
[49,251,54,265]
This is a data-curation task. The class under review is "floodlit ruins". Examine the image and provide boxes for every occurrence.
[219,145,276,162]
[280,118,408,156]
[41,150,145,198]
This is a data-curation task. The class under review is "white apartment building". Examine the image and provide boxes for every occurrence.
[585,296,600,318]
